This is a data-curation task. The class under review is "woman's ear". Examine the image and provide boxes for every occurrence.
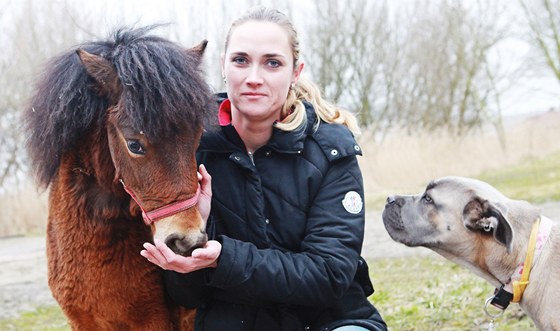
[292,62,304,84]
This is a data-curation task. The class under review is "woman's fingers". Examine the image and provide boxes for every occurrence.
[154,239,183,265]
[191,240,221,259]
[199,163,209,177]
[142,241,170,267]
[140,248,156,262]
[191,241,221,269]
[140,239,220,272]
[143,239,191,271]
[197,164,212,222]
[199,164,212,196]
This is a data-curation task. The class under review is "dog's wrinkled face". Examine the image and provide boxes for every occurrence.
[382,176,514,254]
[383,176,557,330]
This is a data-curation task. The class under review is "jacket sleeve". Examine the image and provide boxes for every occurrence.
[164,269,213,308]
[163,212,218,308]
[206,154,365,307]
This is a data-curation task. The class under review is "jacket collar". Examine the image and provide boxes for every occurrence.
[199,96,311,154]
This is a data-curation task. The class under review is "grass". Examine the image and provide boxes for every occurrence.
[0,256,538,330]
[359,111,560,210]
[366,150,560,210]
[0,184,48,237]
[479,151,560,203]
[369,256,537,331]
[0,306,68,331]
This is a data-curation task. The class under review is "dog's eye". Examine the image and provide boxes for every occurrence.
[422,193,433,204]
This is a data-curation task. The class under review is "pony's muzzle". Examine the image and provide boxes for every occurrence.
[165,230,208,257]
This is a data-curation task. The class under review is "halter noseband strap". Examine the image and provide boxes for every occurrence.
[119,179,200,225]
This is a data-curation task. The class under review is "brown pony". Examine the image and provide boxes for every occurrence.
[24,26,214,330]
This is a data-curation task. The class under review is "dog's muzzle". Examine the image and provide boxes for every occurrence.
[382,196,405,231]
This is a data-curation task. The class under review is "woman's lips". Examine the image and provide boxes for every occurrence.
[241,92,266,100]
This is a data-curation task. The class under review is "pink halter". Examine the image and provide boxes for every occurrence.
[119,179,200,225]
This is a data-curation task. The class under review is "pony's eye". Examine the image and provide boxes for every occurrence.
[126,140,145,155]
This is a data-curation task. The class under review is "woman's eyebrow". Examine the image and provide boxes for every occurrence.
[229,51,286,59]
[229,51,249,57]
[263,53,287,59]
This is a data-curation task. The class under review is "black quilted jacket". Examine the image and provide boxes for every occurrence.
[164,96,386,331]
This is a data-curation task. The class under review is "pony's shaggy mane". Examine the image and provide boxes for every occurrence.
[25,26,215,188]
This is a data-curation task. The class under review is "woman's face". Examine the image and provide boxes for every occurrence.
[222,21,303,125]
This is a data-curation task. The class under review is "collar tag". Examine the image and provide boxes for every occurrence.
[490,285,513,310]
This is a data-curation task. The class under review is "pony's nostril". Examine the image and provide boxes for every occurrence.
[386,195,396,205]
[164,233,188,255]
[165,232,208,257]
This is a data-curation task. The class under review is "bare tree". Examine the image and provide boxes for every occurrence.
[304,0,511,136]
[519,0,560,85]
[388,0,510,135]
[0,0,95,191]
[304,0,394,130]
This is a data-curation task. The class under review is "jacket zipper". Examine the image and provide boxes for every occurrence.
[248,151,255,165]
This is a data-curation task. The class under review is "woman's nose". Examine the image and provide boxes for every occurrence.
[246,66,264,85]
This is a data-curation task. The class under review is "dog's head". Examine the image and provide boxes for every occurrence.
[383,176,555,328]
[382,176,518,254]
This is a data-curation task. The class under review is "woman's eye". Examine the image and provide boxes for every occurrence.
[232,57,247,65]
[266,59,281,68]
[127,140,145,155]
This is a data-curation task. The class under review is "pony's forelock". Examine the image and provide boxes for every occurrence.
[25,26,215,188]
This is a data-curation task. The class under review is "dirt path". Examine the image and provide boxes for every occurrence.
[1,202,560,320]
[0,236,53,319]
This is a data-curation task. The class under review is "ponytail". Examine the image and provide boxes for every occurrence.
[275,75,361,136]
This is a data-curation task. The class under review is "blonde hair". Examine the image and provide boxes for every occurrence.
[225,6,361,136]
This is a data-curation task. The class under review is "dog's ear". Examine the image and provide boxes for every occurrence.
[463,197,514,253]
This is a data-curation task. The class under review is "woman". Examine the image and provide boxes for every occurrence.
[141,6,387,331]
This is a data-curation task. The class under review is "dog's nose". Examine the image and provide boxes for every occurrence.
[386,195,396,204]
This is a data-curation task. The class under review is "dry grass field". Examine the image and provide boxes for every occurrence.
[0,184,48,237]
[1,110,559,237]
[359,110,560,207]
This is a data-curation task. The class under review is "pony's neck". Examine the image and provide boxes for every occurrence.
[58,152,133,222]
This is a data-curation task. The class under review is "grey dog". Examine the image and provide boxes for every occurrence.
[382,176,559,331]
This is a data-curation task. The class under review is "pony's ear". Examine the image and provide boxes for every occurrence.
[463,197,514,253]
[188,40,208,66]
[76,49,121,102]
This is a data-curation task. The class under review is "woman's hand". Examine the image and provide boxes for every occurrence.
[141,239,222,273]
[197,164,212,222]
